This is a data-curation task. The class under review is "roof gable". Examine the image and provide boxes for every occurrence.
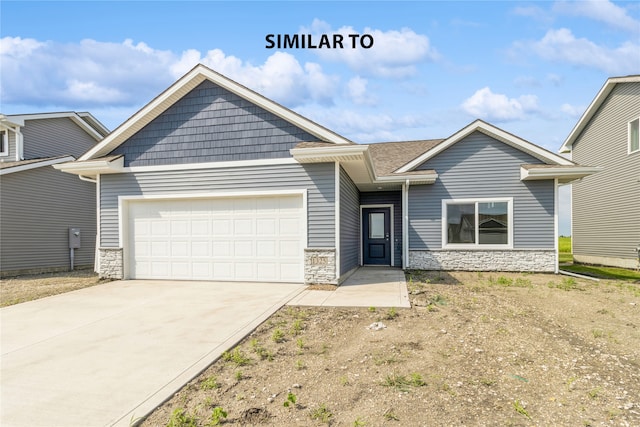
[396,120,573,173]
[560,75,640,153]
[1,112,108,141]
[80,64,352,161]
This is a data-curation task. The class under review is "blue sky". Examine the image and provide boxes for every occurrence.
[2,1,639,234]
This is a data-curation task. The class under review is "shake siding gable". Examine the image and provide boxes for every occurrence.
[410,131,554,249]
[110,80,320,167]
[99,163,335,249]
[22,118,97,159]
[339,166,360,275]
[572,82,640,261]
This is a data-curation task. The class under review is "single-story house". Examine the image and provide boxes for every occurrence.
[56,64,599,284]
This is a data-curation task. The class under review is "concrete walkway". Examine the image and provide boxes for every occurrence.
[0,280,304,427]
[288,267,410,308]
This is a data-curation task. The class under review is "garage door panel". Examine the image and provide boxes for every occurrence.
[128,195,303,282]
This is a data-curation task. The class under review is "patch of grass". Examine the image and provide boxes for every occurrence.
[290,319,304,336]
[559,236,572,253]
[283,392,297,408]
[549,277,580,291]
[272,328,286,343]
[353,417,366,426]
[496,276,513,286]
[166,408,198,427]
[295,359,305,370]
[592,329,604,339]
[587,387,601,399]
[234,370,243,381]
[310,404,333,424]
[368,306,376,312]
[250,339,275,361]
[209,407,227,426]
[384,307,399,320]
[512,400,531,420]
[561,264,640,282]
[383,409,399,421]
[381,372,426,391]
[221,348,251,366]
[479,377,496,387]
[339,375,350,386]
[200,376,220,390]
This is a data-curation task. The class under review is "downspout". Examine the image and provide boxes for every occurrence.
[15,127,23,161]
[78,175,97,183]
[402,180,410,269]
[554,178,559,274]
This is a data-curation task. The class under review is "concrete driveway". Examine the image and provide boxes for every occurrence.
[0,280,304,427]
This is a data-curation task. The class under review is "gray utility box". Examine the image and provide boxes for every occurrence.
[69,228,81,249]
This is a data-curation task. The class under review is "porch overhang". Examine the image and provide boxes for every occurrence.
[291,145,438,190]
[520,164,602,184]
[53,155,124,177]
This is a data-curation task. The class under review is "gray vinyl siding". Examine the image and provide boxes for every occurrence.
[339,165,360,275]
[22,118,97,159]
[99,163,335,248]
[110,80,319,167]
[360,191,403,267]
[0,131,16,162]
[0,166,96,272]
[410,131,554,249]
[572,82,640,260]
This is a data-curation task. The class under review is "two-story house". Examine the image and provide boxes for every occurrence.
[0,112,109,276]
[560,75,640,269]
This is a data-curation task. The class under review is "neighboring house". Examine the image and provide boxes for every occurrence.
[560,75,640,269]
[0,112,109,276]
[56,64,598,285]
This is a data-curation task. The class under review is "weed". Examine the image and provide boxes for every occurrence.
[592,329,604,339]
[200,376,220,390]
[496,276,513,286]
[310,404,333,424]
[283,392,297,408]
[514,277,532,288]
[166,408,198,427]
[291,319,304,336]
[382,372,426,391]
[512,400,531,420]
[353,417,366,426]
[339,375,350,386]
[549,277,579,291]
[272,328,285,343]
[296,338,305,351]
[222,348,251,366]
[234,370,243,381]
[385,307,399,320]
[383,409,400,421]
[368,306,376,312]
[209,407,227,426]
[430,294,447,306]
[587,387,601,399]
[250,339,274,361]
[295,359,306,370]
[410,373,426,386]
[318,343,330,355]
[479,377,496,386]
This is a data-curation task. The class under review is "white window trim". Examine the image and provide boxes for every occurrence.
[0,131,8,157]
[628,117,640,155]
[441,197,514,250]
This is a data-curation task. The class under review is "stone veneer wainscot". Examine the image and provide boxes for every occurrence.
[409,250,556,272]
[304,248,336,285]
[99,248,123,279]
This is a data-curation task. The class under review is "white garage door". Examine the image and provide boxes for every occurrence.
[127,194,304,282]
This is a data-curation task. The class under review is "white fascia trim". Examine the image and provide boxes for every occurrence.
[560,76,640,153]
[375,173,438,184]
[124,157,298,173]
[53,156,124,175]
[0,156,76,175]
[441,197,514,250]
[82,64,351,161]
[398,120,574,173]
[520,166,602,181]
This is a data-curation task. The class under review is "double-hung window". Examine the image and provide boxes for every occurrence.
[442,198,513,249]
[629,118,639,154]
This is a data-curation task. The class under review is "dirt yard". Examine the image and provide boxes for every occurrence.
[0,269,103,307]
[142,271,640,427]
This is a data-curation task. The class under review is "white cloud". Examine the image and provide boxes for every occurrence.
[302,19,440,78]
[515,28,640,75]
[554,0,640,34]
[461,87,539,122]
[0,36,339,109]
[346,76,376,106]
[560,103,586,118]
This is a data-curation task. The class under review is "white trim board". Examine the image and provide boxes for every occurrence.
[0,156,76,175]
